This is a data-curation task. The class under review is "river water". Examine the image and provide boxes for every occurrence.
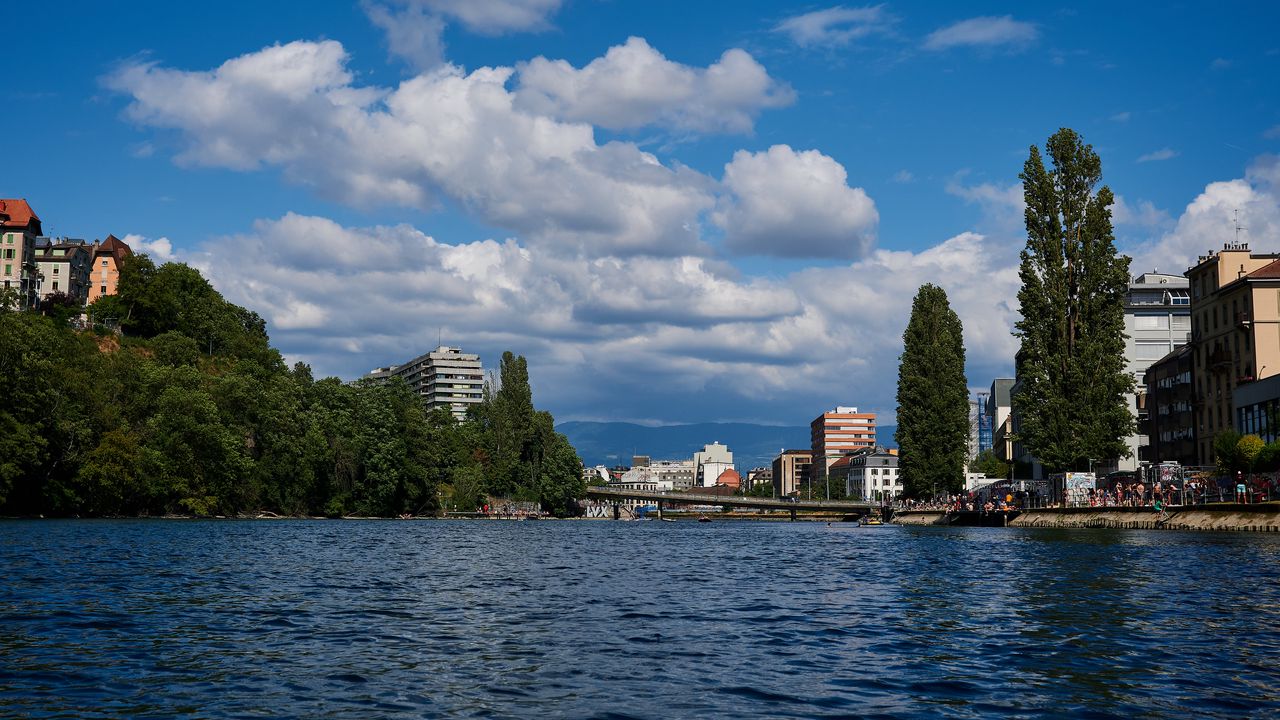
[2,519,1279,718]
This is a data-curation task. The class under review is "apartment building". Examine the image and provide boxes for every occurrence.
[809,407,876,484]
[771,449,812,497]
[34,239,93,304]
[85,235,132,304]
[367,345,485,421]
[1186,241,1280,464]
[1118,272,1192,471]
[693,442,733,488]
[986,379,1015,462]
[837,449,901,501]
[1144,344,1196,465]
[0,198,41,307]
[650,459,695,491]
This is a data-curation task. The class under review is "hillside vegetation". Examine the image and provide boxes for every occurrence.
[0,255,583,517]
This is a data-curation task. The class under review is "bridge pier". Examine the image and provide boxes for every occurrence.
[790,507,796,522]
[657,500,664,520]
[613,502,620,521]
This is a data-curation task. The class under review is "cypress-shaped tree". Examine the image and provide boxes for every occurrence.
[895,284,969,498]
[1014,128,1133,472]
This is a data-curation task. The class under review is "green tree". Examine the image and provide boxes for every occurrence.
[1213,429,1242,475]
[1256,440,1280,472]
[0,310,99,513]
[39,291,83,326]
[969,449,1009,479]
[486,351,535,497]
[151,331,202,367]
[1237,433,1264,474]
[895,284,969,497]
[76,428,146,516]
[449,463,487,513]
[1013,128,1134,473]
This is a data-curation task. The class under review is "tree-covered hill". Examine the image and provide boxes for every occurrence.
[0,255,583,517]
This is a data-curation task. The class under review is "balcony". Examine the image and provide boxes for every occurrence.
[1208,348,1232,372]
[1236,310,1252,328]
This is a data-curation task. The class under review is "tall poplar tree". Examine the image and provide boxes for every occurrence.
[1014,128,1133,472]
[895,284,969,498]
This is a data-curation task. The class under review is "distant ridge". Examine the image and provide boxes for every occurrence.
[557,421,897,470]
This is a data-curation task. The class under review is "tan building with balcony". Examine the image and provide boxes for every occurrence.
[1186,241,1280,465]
[771,449,812,497]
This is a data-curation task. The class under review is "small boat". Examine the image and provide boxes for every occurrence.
[697,515,712,523]
[861,516,883,526]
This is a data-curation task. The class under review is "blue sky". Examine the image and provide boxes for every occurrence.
[5,1,1280,426]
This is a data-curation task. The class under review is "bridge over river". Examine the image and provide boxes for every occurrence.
[585,486,878,520]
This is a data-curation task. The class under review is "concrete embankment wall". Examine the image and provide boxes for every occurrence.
[893,505,1280,532]
[893,511,949,526]
[1012,505,1280,532]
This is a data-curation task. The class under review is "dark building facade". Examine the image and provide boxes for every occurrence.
[1143,344,1197,466]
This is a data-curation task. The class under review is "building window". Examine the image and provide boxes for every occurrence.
[1134,314,1169,330]
[1168,289,1189,305]
[52,281,59,291]
[100,285,107,295]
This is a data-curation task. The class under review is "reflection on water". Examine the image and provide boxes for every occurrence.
[2,520,1279,718]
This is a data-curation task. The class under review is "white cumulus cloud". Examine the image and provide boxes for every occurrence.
[514,37,794,134]
[107,41,715,258]
[363,0,563,71]
[182,214,1018,424]
[715,145,878,259]
[1127,155,1280,273]
[121,233,176,260]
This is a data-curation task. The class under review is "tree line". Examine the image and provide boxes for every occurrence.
[896,128,1136,498]
[0,255,584,518]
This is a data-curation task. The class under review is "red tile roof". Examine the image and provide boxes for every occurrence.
[0,199,40,229]
[715,468,742,488]
[1247,259,1280,279]
[95,234,133,259]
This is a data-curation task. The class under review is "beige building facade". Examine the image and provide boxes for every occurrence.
[85,235,132,304]
[772,449,812,497]
[1186,242,1280,465]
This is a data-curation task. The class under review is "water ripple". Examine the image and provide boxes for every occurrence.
[2,520,1280,718]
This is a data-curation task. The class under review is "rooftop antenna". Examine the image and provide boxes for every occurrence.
[1234,209,1247,245]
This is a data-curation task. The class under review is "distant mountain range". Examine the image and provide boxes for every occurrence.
[557,421,897,470]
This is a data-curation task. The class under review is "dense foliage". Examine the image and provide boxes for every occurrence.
[895,284,969,498]
[969,449,1009,479]
[0,258,584,517]
[1213,430,1280,475]
[1014,128,1134,473]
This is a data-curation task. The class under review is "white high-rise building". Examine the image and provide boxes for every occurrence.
[693,442,733,487]
[1120,272,1192,472]
[367,345,485,421]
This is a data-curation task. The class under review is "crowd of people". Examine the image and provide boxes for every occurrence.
[1085,475,1280,508]
[893,494,1021,513]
